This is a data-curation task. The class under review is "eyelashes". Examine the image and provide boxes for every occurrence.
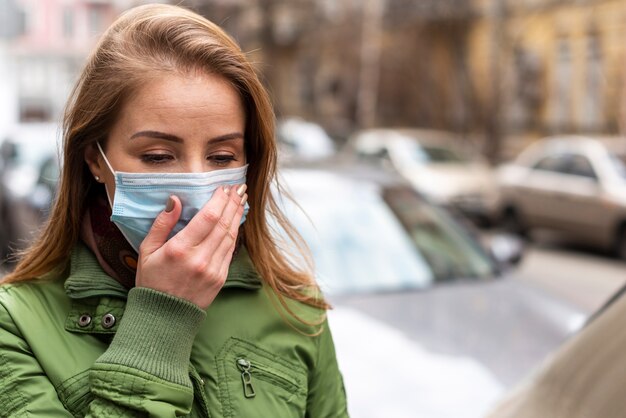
[209,155,236,167]
[140,153,173,164]
[140,153,237,167]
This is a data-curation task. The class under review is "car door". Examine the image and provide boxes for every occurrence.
[553,153,607,244]
[514,154,571,229]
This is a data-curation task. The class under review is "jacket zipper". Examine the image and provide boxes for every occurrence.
[237,358,256,398]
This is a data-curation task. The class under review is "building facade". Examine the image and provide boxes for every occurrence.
[468,0,626,157]
[0,0,159,127]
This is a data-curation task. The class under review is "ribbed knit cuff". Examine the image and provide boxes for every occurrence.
[95,287,206,387]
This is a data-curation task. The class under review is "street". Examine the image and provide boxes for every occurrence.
[512,233,626,314]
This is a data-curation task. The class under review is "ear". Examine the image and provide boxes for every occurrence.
[84,143,105,182]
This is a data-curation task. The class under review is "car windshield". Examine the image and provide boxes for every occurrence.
[393,139,470,165]
[382,186,495,280]
[275,170,496,294]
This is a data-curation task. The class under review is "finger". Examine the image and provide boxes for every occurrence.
[205,197,245,262]
[210,184,246,238]
[199,183,245,248]
[140,195,182,255]
[179,185,232,245]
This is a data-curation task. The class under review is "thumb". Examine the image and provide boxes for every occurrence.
[140,195,182,255]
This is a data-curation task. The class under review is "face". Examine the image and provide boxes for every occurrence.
[85,71,246,197]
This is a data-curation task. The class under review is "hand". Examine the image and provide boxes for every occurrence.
[135,184,248,309]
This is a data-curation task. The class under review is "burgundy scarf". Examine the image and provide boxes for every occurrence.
[80,193,138,289]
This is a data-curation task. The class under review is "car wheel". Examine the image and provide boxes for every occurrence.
[614,226,626,260]
[500,207,528,238]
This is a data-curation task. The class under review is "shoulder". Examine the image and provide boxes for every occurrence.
[0,277,69,328]
[0,276,65,304]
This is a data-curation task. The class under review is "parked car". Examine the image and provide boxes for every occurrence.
[276,117,336,162]
[344,128,499,225]
[486,283,626,418]
[0,122,61,260]
[275,161,585,417]
[497,136,626,258]
[276,162,519,294]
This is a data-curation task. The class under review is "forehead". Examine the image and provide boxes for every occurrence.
[125,72,244,120]
[102,71,247,150]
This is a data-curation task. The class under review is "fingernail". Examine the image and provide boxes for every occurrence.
[236,184,247,197]
[223,186,231,195]
[240,193,248,206]
[165,196,174,213]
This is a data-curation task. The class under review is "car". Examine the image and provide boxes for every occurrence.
[275,117,336,162]
[275,161,585,417]
[0,122,61,261]
[486,283,626,418]
[344,128,499,225]
[497,136,626,258]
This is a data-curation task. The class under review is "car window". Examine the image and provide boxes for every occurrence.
[382,186,495,281]
[393,139,468,165]
[419,146,468,163]
[532,154,568,173]
[565,154,597,179]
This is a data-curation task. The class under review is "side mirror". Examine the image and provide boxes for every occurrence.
[487,233,525,271]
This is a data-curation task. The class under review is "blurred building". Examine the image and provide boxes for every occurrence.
[0,0,160,128]
[3,0,623,160]
[186,0,479,143]
[186,0,626,159]
[469,0,626,158]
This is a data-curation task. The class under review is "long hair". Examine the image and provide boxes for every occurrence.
[3,4,329,322]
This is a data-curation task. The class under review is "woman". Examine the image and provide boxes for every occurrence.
[0,4,348,417]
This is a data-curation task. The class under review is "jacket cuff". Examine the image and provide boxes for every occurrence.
[94,287,206,387]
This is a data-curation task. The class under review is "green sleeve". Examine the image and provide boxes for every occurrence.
[0,287,205,417]
[86,287,206,417]
[305,318,350,418]
[0,300,74,417]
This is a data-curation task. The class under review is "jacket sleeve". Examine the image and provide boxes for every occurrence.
[0,299,74,417]
[305,318,350,418]
[86,287,206,417]
[0,286,206,417]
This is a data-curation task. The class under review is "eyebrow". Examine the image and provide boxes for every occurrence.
[129,130,244,144]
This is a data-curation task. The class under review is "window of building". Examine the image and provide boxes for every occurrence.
[552,38,572,132]
[62,7,74,39]
[88,5,105,34]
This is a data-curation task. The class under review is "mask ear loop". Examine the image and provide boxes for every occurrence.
[96,142,116,208]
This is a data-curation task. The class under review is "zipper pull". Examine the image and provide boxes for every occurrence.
[237,358,256,398]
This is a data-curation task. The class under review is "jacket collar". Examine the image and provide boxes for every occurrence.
[64,243,262,301]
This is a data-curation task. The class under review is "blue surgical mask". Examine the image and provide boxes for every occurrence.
[97,143,249,252]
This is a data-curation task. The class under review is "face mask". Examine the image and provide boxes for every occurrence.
[97,143,249,252]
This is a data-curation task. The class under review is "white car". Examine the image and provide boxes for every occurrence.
[346,128,499,225]
[276,117,335,162]
[497,136,626,258]
[273,163,584,418]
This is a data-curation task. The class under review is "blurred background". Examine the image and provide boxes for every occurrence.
[2,0,626,417]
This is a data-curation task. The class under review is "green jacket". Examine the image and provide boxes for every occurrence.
[0,244,348,417]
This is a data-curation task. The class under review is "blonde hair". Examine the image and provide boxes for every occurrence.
[3,4,329,321]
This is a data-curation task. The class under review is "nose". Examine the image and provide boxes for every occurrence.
[183,158,207,173]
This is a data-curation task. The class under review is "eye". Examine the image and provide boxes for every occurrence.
[208,154,236,167]
[140,153,174,165]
